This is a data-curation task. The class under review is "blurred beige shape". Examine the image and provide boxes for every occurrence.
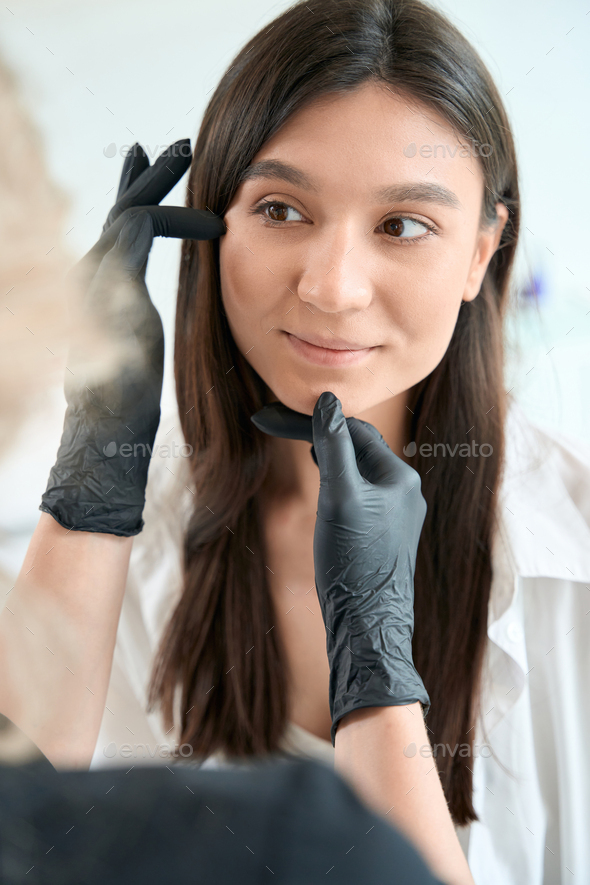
[0,44,165,767]
[0,56,71,448]
[0,53,72,764]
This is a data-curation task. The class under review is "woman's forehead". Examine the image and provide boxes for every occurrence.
[235,85,484,217]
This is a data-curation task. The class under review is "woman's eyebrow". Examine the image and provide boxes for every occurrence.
[239,159,462,209]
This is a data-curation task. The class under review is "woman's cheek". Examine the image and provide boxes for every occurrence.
[397,276,467,373]
[221,239,283,325]
[220,253,254,316]
[220,270,280,378]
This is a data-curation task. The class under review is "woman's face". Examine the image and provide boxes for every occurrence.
[219,81,508,417]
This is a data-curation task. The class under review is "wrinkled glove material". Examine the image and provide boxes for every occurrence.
[251,392,430,746]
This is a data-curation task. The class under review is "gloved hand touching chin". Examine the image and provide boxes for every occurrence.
[39,139,225,537]
[251,390,431,746]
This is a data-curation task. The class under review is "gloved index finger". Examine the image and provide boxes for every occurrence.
[80,205,225,280]
[144,206,226,239]
[312,392,360,498]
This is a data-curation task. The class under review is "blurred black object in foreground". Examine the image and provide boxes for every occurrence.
[0,749,444,884]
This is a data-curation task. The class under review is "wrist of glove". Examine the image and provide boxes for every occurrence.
[39,393,161,537]
[251,391,430,747]
[321,584,430,746]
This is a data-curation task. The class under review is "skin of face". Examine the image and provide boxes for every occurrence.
[218,80,508,504]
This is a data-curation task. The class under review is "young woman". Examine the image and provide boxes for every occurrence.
[2,1,590,884]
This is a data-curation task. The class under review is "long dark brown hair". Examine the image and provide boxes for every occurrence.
[147,0,520,826]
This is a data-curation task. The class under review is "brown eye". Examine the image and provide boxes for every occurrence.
[383,216,430,239]
[267,202,290,222]
[384,218,405,237]
[253,200,305,225]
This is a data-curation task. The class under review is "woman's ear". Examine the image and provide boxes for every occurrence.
[462,201,510,303]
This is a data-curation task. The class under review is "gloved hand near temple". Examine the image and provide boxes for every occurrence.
[39,139,225,537]
[251,390,431,746]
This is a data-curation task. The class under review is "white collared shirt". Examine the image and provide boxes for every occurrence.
[457,400,590,884]
[89,400,590,885]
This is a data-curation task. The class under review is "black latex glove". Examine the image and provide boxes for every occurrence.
[251,391,430,746]
[39,139,225,537]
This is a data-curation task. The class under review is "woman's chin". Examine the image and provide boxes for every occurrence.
[264,384,372,418]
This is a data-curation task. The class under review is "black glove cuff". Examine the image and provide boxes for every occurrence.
[39,498,145,537]
[330,689,431,748]
[39,403,160,536]
[328,642,431,747]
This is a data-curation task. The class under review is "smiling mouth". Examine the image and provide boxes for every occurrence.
[284,331,377,367]
[285,331,374,351]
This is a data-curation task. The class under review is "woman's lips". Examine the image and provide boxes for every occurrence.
[284,331,376,367]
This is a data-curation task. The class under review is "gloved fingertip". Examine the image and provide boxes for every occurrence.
[316,391,338,410]
[314,392,345,435]
[158,138,191,164]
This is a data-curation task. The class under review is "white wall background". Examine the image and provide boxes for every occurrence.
[0,0,589,575]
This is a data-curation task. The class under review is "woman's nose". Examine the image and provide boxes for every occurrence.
[295,224,373,313]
